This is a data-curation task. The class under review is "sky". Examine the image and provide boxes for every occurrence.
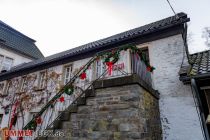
[0,0,209,56]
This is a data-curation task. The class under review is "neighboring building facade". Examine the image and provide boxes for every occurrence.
[0,21,44,72]
[0,13,205,140]
[180,50,210,140]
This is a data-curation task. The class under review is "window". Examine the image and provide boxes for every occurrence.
[0,82,5,94]
[0,55,3,65]
[140,48,150,64]
[5,81,12,95]
[20,76,27,92]
[64,65,73,84]
[0,54,13,72]
[39,71,47,89]
[0,114,3,124]
[96,60,106,78]
[2,57,13,71]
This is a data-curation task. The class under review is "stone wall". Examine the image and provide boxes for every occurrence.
[65,84,162,140]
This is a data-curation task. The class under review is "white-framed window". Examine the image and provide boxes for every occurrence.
[0,55,3,66]
[0,114,3,125]
[63,65,73,85]
[39,71,47,89]
[141,47,150,63]
[20,76,27,92]
[136,46,150,63]
[0,54,14,72]
[96,60,106,78]
[0,82,5,94]
[5,80,12,95]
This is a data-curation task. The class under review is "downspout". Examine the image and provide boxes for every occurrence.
[182,23,192,64]
[191,78,210,140]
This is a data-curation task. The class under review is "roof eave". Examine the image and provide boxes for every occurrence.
[0,42,42,60]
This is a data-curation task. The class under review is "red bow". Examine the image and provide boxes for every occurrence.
[59,96,65,102]
[106,62,113,75]
[80,72,87,79]
[9,101,19,130]
[18,137,23,140]
[36,116,42,124]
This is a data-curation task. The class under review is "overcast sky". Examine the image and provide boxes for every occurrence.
[0,0,209,56]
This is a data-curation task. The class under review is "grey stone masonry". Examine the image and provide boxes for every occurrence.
[71,84,161,140]
[38,75,162,140]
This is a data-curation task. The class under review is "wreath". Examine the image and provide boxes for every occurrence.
[64,85,74,95]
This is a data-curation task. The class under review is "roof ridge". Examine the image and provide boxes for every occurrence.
[55,12,188,57]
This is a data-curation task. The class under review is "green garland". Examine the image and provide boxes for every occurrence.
[24,44,155,130]
[64,85,74,95]
[28,119,37,130]
[104,50,120,64]
[96,45,155,72]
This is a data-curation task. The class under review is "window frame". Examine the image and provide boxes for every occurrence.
[95,59,106,78]
[38,71,47,89]
[140,47,150,64]
[5,80,12,95]
[0,54,4,66]
[0,54,14,72]
[20,76,27,93]
[0,114,3,125]
[136,45,150,64]
[63,64,73,85]
[0,82,6,95]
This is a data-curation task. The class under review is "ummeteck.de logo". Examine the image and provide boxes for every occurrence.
[0,128,66,139]
[0,128,33,139]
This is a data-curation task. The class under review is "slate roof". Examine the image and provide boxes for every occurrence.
[188,50,210,76]
[0,21,44,59]
[0,12,190,79]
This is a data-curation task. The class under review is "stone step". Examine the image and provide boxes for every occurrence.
[67,138,87,140]
[46,137,60,140]
[61,121,74,129]
[36,136,60,140]
[69,130,145,140]
[37,137,59,140]
[76,97,86,106]
[67,105,78,113]
[36,137,47,140]
[85,89,95,98]
[59,111,71,121]
[51,120,62,129]
[77,105,94,114]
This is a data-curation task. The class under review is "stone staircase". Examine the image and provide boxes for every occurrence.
[36,75,162,140]
[38,89,96,140]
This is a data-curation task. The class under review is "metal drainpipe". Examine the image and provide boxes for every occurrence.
[191,78,210,140]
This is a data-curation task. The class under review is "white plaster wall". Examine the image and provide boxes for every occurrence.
[0,47,33,67]
[0,50,130,129]
[149,34,204,140]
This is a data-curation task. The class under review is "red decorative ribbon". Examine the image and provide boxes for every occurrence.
[18,137,23,140]
[9,101,19,130]
[80,72,87,80]
[35,116,42,124]
[106,62,113,75]
[59,96,65,102]
[147,66,155,72]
